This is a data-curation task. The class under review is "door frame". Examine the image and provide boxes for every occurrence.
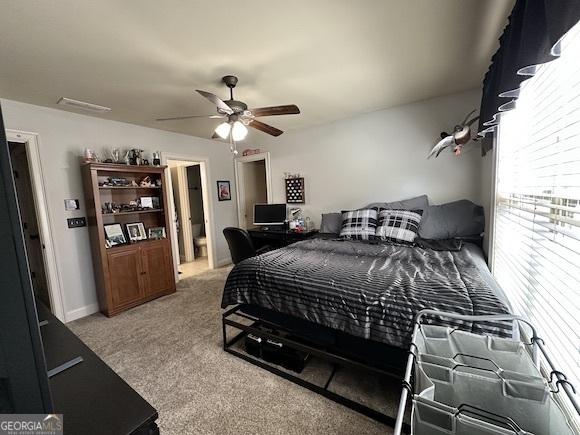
[161,153,216,282]
[6,129,66,321]
[234,152,272,228]
[171,165,195,263]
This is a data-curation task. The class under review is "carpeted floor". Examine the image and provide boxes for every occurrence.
[70,267,401,434]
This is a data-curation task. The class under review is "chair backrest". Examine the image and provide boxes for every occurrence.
[223,227,256,265]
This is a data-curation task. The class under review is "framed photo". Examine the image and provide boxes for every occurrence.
[140,196,154,209]
[148,227,166,240]
[125,222,147,242]
[64,199,80,211]
[217,180,231,201]
[104,223,127,247]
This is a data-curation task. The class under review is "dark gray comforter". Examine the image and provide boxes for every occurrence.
[222,238,511,348]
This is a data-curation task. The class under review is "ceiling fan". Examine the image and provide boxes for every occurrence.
[156,75,300,142]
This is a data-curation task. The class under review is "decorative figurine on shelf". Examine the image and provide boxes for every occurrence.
[139,176,153,187]
[152,151,161,166]
[142,159,150,166]
[128,149,136,165]
[110,147,121,163]
[82,148,99,163]
[107,177,130,187]
[123,150,131,165]
[128,148,144,165]
[155,178,162,187]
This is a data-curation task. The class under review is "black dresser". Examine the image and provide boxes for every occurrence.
[37,304,159,434]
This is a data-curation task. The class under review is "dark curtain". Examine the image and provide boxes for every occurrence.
[478,0,580,155]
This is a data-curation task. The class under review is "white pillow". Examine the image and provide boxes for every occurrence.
[376,209,423,243]
[339,209,378,240]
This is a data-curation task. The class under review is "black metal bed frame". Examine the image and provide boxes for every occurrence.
[222,305,411,433]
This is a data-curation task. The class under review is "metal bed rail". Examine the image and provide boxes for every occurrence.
[393,309,579,435]
[222,305,410,431]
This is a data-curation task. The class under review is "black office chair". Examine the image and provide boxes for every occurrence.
[223,227,270,265]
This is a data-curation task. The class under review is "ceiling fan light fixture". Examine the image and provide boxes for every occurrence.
[232,121,248,141]
[215,122,231,139]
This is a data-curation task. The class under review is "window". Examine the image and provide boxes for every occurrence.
[492,22,580,423]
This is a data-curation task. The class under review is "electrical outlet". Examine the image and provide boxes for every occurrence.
[67,217,86,228]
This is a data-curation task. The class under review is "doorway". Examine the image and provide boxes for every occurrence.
[235,152,272,229]
[165,157,215,280]
[9,141,51,308]
[6,129,66,322]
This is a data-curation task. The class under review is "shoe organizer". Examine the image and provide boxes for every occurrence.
[410,325,574,435]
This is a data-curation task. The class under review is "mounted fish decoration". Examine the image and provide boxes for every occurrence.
[428,110,480,158]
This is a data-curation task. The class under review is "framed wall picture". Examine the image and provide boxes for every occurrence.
[148,227,166,240]
[285,177,305,204]
[104,223,127,247]
[64,199,80,211]
[217,180,231,201]
[125,222,147,242]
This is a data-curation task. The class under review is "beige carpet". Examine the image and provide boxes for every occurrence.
[70,267,402,435]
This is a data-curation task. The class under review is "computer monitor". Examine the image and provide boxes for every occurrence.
[254,204,287,226]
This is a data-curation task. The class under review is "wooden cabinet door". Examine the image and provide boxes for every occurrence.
[140,241,172,296]
[107,247,143,307]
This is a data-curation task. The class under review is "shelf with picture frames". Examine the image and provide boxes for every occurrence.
[81,162,176,317]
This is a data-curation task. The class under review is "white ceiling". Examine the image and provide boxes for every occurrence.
[0,0,513,141]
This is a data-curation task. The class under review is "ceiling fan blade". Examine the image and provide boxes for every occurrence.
[249,119,283,136]
[196,90,233,114]
[249,105,300,117]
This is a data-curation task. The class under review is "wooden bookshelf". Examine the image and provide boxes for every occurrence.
[81,162,176,317]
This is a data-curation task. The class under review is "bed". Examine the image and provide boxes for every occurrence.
[221,237,512,350]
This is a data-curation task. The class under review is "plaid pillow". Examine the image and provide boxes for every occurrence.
[339,209,378,240]
[376,209,423,243]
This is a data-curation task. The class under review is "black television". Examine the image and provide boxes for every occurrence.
[0,102,53,413]
[254,203,287,226]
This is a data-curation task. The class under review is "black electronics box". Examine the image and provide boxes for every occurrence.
[244,333,309,373]
[245,334,263,359]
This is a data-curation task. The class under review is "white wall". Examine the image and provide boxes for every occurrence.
[253,89,485,227]
[1,99,238,322]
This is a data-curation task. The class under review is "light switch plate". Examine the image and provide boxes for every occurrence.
[67,217,86,228]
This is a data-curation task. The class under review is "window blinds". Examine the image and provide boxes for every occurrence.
[493,21,580,421]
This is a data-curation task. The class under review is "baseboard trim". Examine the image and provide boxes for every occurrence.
[65,303,99,323]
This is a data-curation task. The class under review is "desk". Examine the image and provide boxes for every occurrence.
[248,228,319,249]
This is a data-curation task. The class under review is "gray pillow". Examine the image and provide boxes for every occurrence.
[418,199,484,240]
[320,212,343,234]
[366,194,429,212]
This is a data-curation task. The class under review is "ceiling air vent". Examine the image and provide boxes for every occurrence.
[57,97,111,113]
